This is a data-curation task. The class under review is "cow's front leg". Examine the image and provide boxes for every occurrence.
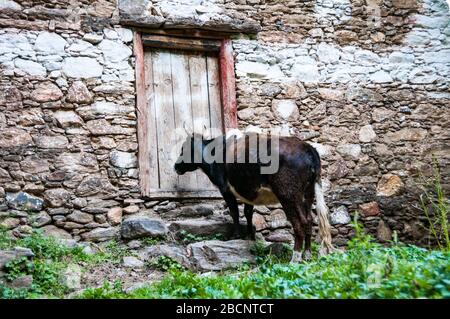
[222,191,241,239]
[244,204,255,240]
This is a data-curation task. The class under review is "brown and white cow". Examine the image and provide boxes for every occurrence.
[174,132,335,261]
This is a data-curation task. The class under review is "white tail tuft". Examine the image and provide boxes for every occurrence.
[314,182,335,256]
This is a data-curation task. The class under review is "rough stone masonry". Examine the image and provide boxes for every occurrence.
[0,0,449,247]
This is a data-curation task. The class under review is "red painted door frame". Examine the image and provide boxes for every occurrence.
[133,32,238,196]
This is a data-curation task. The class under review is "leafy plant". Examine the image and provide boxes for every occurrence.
[77,281,125,299]
[177,230,224,244]
[4,257,34,281]
[250,240,293,264]
[419,156,449,251]
[151,255,185,272]
[141,237,164,246]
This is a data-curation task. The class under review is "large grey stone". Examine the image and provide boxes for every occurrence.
[20,158,49,174]
[14,59,46,76]
[6,192,43,211]
[53,111,83,128]
[0,128,32,148]
[30,212,52,227]
[122,256,144,268]
[359,125,376,143]
[62,57,103,78]
[75,175,117,197]
[142,244,191,268]
[44,188,71,208]
[291,64,320,83]
[271,99,299,120]
[41,225,72,240]
[317,42,341,63]
[0,0,22,11]
[336,144,361,160]
[188,240,256,272]
[118,0,150,16]
[422,50,450,64]
[81,227,118,242]
[98,39,132,64]
[370,70,393,83]
[330,205,350,225]
[67,211,94,224]
[408,67,438,84]
[121,217,168,239]
[86,119,135,135]
[61,264,81,291]
[33,135,68,149]
[389,52,415,64]
[109,151,137,168]
[169,219,239,239]
[236,61,283,79]
[354,50,380,65]
[55,152,99,174]
[77,101,134,119]
[0,247,34,269]
[174,204,215,218]
[385,128,427,142]
[34,32,67,54]
[66,81,93,104]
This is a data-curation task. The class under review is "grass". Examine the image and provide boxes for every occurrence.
[1,206,449,299]
[0,229,130,299]
[77,230,450,299]
[177,230,225,244]
[419,156,450,251]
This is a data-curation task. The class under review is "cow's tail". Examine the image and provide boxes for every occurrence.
[314,181,335,256]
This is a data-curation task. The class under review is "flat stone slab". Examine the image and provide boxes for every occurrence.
[121,216,168,240]
[169,219,247,240]
[188,240,256,272]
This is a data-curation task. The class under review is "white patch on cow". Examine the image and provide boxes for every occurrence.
[228,183,279,206]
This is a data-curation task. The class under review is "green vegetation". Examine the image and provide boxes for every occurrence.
[141,237,165,246]
[150,255,185,272]
[177,230,224,244]
[0,229,129,299]
[1,211,449,299]
[0,230,86,298]
[419,156,450,251]
[77,228,450,299]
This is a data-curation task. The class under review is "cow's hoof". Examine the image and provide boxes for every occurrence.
[290,251,302,263]
[302,250,312,261]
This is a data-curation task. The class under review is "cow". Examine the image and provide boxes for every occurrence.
[174,131,335,261]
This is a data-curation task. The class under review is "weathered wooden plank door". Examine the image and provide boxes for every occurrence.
[144,49,224,198]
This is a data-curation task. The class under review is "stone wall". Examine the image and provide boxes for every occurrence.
[0,0,449,246]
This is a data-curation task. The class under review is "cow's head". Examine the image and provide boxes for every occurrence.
[174,133,204,175]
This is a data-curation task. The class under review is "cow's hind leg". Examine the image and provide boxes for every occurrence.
[302,184,315,261]
[244,204,255,240]
[270,181,307,262]
[222,190,241,239]
[275,198,305,262]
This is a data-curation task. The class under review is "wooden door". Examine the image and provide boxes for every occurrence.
[144,49,224,198]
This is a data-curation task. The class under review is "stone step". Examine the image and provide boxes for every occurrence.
[168,218,248,240]
[138,239,259,272]
[187,240,256,272]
